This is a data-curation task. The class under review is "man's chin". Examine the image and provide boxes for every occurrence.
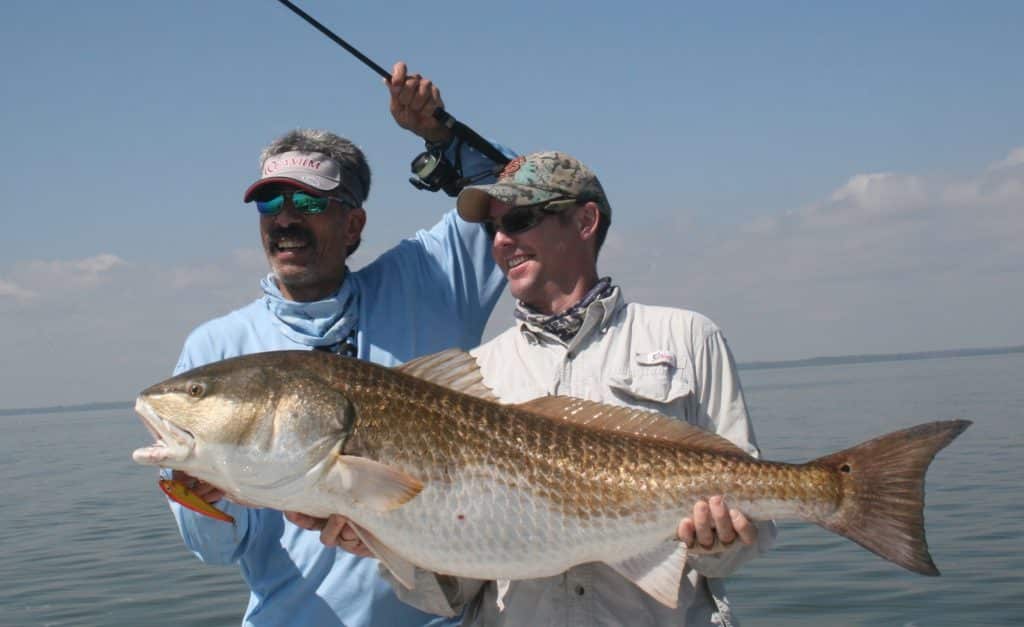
[507,280,538,305]
[271,266,316,289]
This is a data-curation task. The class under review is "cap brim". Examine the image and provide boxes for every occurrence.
[243,178,323,202]
[456,182,564,222]
[243,178,359,206]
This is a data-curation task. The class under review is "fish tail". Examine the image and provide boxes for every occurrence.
[809,419,971,575]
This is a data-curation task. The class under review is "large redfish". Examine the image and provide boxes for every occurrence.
[132,349,969,607]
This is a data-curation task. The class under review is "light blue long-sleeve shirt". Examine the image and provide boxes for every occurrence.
[164,143,508,626]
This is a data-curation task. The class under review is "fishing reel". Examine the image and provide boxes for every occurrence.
[409,109,511,196]
[409,141,505,197]
[409,145,463,197]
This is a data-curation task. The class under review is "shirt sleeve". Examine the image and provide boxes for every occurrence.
[381,139,513,340]
[686,328,778,577]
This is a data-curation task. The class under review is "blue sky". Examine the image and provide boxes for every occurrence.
[1,1,1022,407]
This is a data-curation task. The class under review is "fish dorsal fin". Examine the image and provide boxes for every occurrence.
[396,349,499,402]
[515,396,751,457]
[606,540,688,608]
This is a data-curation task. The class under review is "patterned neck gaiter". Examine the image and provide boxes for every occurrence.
[514,277,615,342]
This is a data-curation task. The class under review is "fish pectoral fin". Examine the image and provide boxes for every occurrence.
[351,525,417,589]
[331,455,424,512]
[606,540,688,609]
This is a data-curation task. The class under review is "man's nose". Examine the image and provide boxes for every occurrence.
[271,199,304,225]
[492,227,516,246]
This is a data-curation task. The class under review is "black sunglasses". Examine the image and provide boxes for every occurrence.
[482,198,579,238]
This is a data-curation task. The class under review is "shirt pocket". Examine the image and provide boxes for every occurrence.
[607,352,693,406]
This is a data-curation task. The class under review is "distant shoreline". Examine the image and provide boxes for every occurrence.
[3,344,1022,416]
[0,401,132,417]
[738,344,1024,371]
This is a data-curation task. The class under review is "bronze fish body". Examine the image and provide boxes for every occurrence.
[132,349,970,608]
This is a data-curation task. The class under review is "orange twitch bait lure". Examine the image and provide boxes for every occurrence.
[159,479,234,523]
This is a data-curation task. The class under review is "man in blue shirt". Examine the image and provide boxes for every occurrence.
[164,61,509,626]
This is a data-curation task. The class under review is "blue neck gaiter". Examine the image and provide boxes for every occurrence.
[260,273,359,348]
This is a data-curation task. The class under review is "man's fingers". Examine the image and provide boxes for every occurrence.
[407,78,434,112]
[692,500,715,549]
[191,482,219,499]
[172,472,224,504]
[676,518,696,547]
[395,77,419,107]
[320,515,348,548]
[680,497,754,551]
[285,511,326,531]
[708,496,736,544]
[731,509,758,545]
[388,61,407,90]
[172,470,201,491]
[339,523,360,544]
[431,84,444,111]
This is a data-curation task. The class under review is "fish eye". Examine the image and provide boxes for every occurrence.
[187,382,206,399]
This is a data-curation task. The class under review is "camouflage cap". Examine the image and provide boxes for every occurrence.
[457,151,612,223]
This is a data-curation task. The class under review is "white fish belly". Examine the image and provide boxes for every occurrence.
[355,476,686,580]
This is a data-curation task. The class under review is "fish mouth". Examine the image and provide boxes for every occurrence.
[131,397,195,466]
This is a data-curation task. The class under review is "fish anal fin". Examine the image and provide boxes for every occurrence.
[606,540,688,609]
[395,349,499,401]
[329,455,424,512]
[516,396,751,456]
[351,524,417,589]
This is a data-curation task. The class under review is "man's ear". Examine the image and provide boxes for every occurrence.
[346,207,367,241]
[577,202,600,241]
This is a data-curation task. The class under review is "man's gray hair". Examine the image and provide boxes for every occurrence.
[260,129,372,205]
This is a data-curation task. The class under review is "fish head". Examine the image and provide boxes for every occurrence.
[131,352,356,495]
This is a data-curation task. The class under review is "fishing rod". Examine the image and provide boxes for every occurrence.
[273,0,509,196]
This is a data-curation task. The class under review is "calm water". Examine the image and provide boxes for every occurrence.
[1,353,1021,626]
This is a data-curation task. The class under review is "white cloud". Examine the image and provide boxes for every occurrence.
[16,253,126,292]
[990,146,1024,170]
[0,278,36,303]
[603,147,1024,361]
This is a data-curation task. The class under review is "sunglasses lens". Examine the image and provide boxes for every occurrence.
[255,195,284,215]
[291,192,329,214]
[501,207,541,235]
[255,190,330,215]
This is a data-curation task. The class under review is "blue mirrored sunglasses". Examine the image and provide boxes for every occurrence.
[255,189,346,215]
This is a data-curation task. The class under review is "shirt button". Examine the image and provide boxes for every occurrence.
[574,585,585,596]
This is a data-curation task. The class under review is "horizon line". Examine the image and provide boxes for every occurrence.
[3,343,1022,416]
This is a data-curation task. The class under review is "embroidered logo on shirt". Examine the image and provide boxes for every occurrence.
[637,350,676,368]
